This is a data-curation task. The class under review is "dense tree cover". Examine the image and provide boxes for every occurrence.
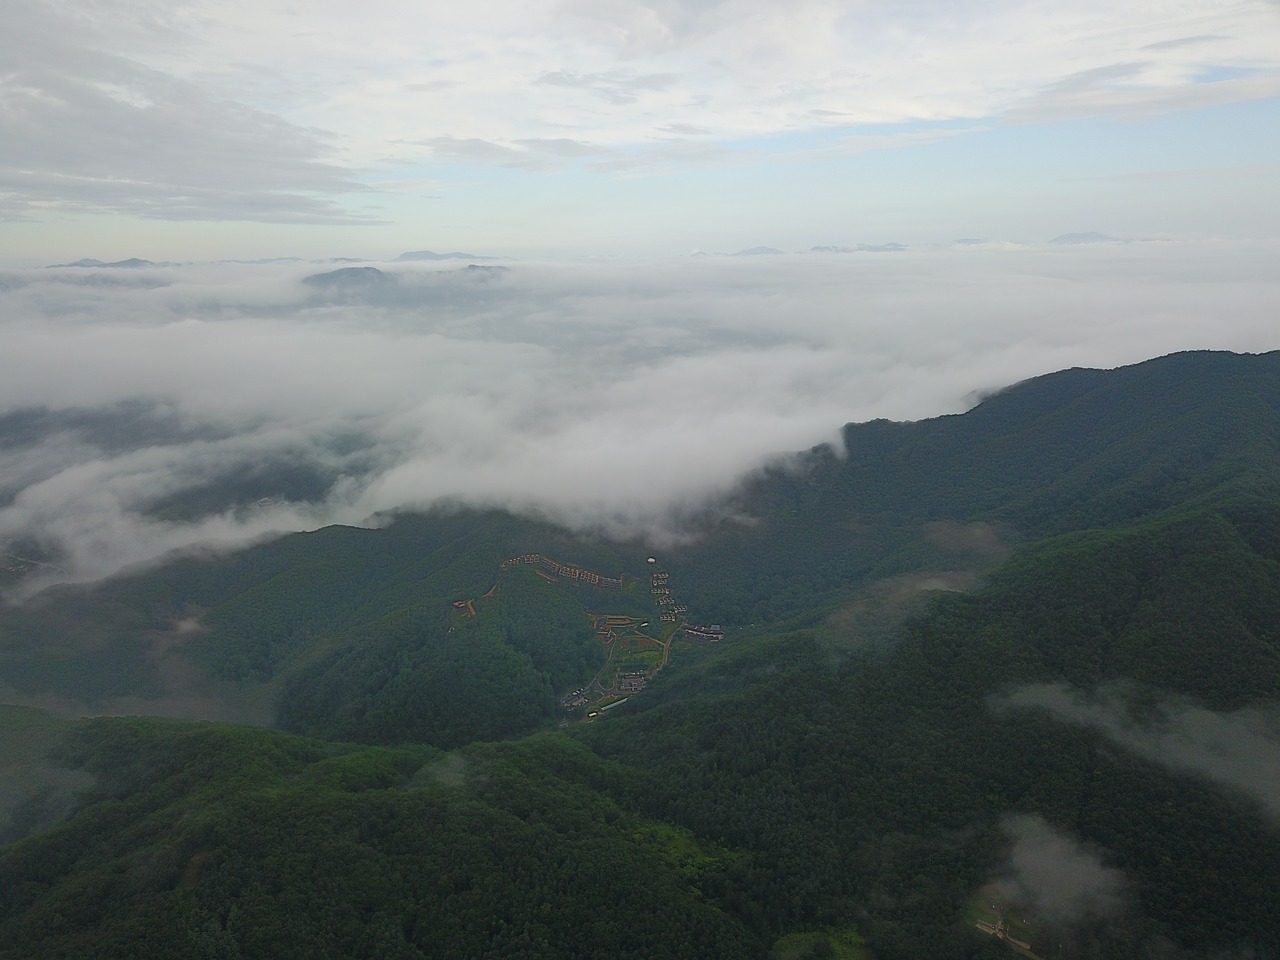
[7,491,1277,958]
[277,567,604,748]
[0,509,638,708]
[664,350,1280,625]
[4,350,1275,693]
[178,511,621,684]
[0,707,90,846]
[2,350,1280,959]
[580,496,1280,959]
[0,720,763,960]
[833,350,1280,533]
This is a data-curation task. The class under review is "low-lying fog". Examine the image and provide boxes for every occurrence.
[2,239,1277,587]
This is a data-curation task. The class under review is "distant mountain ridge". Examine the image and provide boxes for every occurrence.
[810,242,906,253]
[1049,231,1116,244]
[45,257,160,268]
[394,249,485,261]
[656,349,1280,625]
[301,265,394,287]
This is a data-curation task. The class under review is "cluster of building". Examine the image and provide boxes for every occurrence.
[975,916,1034,955]
[684,623,725,642]
[618,671,647,693]
[501,553,623,587]
[651,568,689,623]
[2,549,44,577]
[561,687,590,708]
[589,613,638,641]
[649,563,723,639]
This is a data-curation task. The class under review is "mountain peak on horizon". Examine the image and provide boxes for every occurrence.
[302,265,394,287]
[1049,231,1116,245]
[46,257,157,269]
[810,243,906,253]
[394,249,483,262]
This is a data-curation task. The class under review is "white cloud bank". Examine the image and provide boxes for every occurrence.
[0,240,1277,586]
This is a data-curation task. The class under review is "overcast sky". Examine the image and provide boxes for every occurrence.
[2,0,1279,262]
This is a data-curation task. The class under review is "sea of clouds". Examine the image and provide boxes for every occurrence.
[1,239,1277,588]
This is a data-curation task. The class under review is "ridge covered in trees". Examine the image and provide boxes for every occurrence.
[1,350,1278,959]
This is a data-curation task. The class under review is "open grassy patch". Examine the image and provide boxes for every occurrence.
[772,927,871,960]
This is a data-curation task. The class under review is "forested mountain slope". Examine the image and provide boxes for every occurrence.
[582,494,1280,958]
[838,349,1278,530]
[0,511,639,742]
[1,350,1278,960]
[664,349,1280,624]
[0,713,762,960]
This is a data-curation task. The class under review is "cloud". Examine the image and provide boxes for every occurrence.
[0,711,96,844]
[1006,61,1280,123]
[511,138,603,158]
[412,136,609,173]
[989,814,1126,922]
[658,123,710,136]
[0,1,373,224]
[0,239,1277,587]
[785,124,991,163]
[554,0,741,56]
[534,70,681,105]
[996,683,1280,821]
[1141,35,1230,53]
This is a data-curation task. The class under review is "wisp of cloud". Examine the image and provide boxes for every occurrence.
[995,681,1280,822]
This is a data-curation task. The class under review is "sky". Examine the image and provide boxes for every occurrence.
[2,0,1279,262]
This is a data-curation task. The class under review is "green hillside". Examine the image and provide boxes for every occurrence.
[2,350,1278,959]
[276,565,606,748]
[0,721,761,959]
[662,350,1280,625]
[581,495,1280,958]
[0,510,643,742]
